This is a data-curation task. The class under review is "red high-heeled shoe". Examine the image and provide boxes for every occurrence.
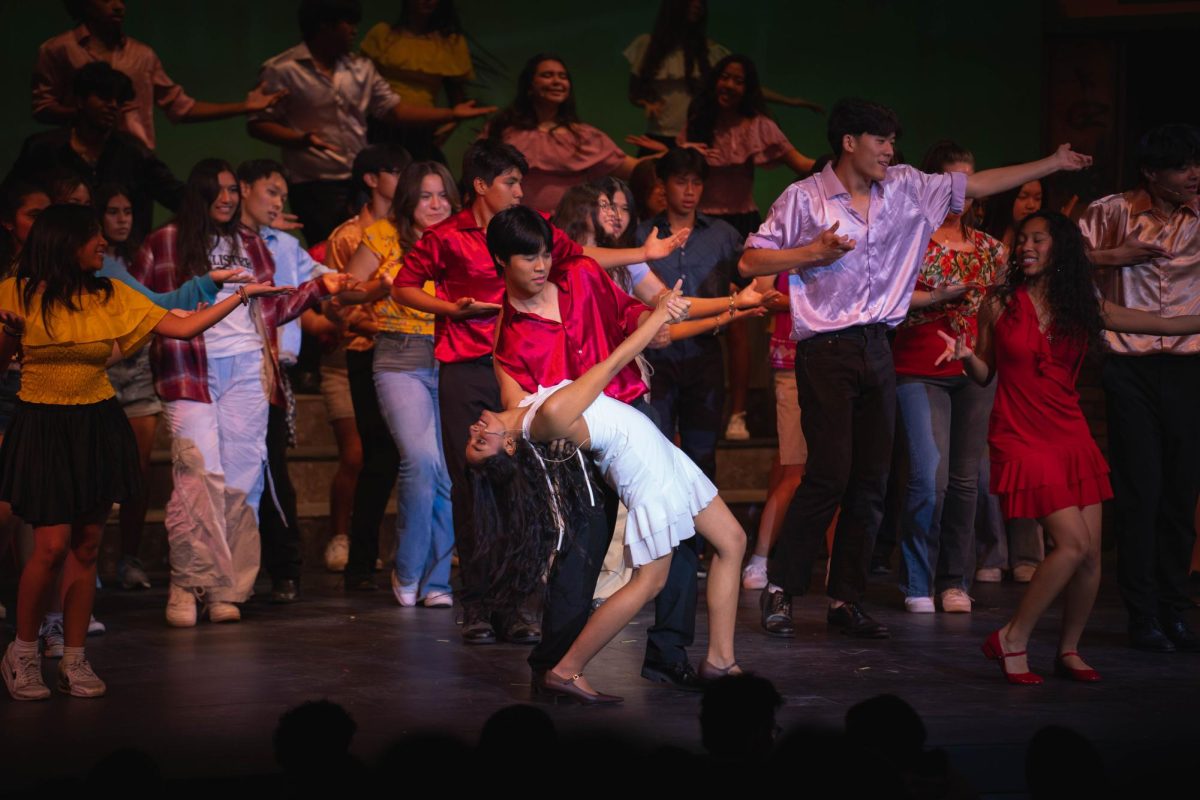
[981,629,1044,685]
[1054,651,1102,682]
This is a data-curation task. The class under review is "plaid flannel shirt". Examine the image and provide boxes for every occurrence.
[131,223,326,406]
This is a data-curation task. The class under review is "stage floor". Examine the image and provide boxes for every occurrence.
[2,560,1198,795]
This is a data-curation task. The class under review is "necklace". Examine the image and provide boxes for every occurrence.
[1028,291,1054,342]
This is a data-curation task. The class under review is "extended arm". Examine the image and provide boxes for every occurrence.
[965,144,1092,199]
[531,283,685,441]
[152,284,289,339]
[1101,302,1200,336]
[739,221,856,278]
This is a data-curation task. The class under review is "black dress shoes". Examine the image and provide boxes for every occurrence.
[461,606,496,645]
[827,602,890,639]
[640,661,706,692]
[1159,610,1200,652]
[760,588,795,638]
[1128,615,1175,652]
[500,606,542,645]
[269,579,299,604]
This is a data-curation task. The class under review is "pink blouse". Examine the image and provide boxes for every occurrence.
[685,115,792,216]
[499,124,627,214]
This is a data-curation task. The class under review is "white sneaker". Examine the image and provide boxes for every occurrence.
[324,534,349,573]
[905,596,935,614]
[741,561,768,590]
[87,615,106,635]
[205,602,241,623]
[725,411,750,441]
[2,642,50,701]
[166,584,197,627]
[39,616,64,658]
[422,591,453,608]
[940,588,972,613]
[58,657,106,698]
[974,567,1003,583]
[390,570,418,607]
[118,556,152,590]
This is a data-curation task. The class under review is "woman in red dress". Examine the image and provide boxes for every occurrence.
[938,211,1200,685]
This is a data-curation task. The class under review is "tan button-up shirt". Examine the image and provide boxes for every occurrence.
[1081,188,1200,355]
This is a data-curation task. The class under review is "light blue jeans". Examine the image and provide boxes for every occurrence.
[373,333,453,597]
[896,375,994,598]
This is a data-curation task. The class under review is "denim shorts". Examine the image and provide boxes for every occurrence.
[106,347,163,418]
[373,332,435,373]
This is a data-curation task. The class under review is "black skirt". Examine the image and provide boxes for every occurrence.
[0,396,142,526]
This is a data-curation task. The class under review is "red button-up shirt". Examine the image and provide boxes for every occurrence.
[393,208,582,364]
[131,223,325,406]
[495,255,650,404]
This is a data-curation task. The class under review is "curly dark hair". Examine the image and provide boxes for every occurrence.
[996,210,1103,347]
[467,439,600,616]
[685,54,770,146]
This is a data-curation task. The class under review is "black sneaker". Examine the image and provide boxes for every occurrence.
[827,602,889,639]
[760,588,795,638]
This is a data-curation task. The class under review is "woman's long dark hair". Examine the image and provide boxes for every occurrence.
[392,161,461,251]
[16,203,113,334]
[632,0,711,104]
[468,440,599,615]
[552,183,608,247]
[685,54,768,145]
[174,158,240,281]
[94,182,138,264]
[487,54,580,143]
[997,210,1103,347]
[920,140,976,236]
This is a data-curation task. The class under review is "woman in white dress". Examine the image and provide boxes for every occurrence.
[466,211,746,704]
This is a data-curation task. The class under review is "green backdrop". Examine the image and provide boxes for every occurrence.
[0,0,1044,224]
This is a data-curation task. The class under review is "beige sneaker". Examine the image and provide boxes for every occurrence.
[205,602,241,623]
[324,534,349,572]
[725,411,750,441]
[1012,563,1038,583]
[2,642,50,701]
[58,656,107,698]
[166,583,197,627]
[940,588,972,613]
[974,567,1002,583]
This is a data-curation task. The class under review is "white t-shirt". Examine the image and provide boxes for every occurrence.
[203,236,262,357]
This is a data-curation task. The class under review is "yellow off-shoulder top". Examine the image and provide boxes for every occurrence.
[0,277,167,405]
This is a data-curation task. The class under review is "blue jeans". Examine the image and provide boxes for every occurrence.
[373,333,453,597]
[896,375,994,597]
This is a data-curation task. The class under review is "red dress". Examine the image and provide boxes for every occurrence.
[988,287,1113,518]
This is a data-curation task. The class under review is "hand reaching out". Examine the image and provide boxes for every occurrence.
[452,100,499,120]
[1052,143,1093,172]
[245,82,287,112]
[643,226,690,261]
[934,330,974,367]
[625,134,669,154]
[209,268,253,286]
[450,297,503,320]
[806,221,856,267]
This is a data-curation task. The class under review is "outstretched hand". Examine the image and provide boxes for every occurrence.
[245,82,287,112]
[1052,143,1093,172]
[209,267,253,286]
[626,134,669,154]
[655,278,690,323]
[643,226,690,261]
[807,221,856,267]
[934,330,974,367]
[244,282,296,298]
[452,100,499,120]
[450,297,503,320]
[0,309,26,336]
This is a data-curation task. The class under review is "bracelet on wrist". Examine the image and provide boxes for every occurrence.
[237,286,250,306]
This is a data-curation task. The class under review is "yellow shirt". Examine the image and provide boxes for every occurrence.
[360,219,434,336]
[0,277,166,405]
[360,24,474,108]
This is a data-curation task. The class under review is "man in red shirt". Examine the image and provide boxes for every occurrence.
[393,140,687,645]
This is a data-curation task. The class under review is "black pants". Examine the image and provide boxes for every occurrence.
[288,179,353,247]
[259,400,302,582]
[438,357,501,609]
[769,325,896,602]
[1103,354,1200,619]
[647,343,725,481]
[345,348,399,581]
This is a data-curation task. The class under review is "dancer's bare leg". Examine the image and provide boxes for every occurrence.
[694,498,747,669]
[999,505,1092,673]
[1057,503,1102,671]
[552,554,672,694]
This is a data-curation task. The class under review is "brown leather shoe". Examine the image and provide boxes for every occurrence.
[540,671,622,705]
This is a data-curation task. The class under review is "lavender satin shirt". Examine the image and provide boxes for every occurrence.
[747,163,966,341]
